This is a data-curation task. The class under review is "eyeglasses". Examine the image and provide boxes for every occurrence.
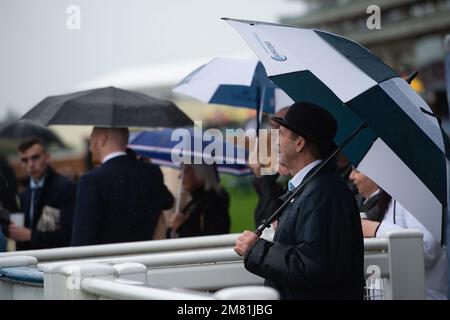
[20,154,41,163]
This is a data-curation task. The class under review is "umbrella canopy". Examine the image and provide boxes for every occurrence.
[128,128,251,176]
[224,18,449,242]
[0,120,66,148]
[173,57,293,114]
[21,86,193,128]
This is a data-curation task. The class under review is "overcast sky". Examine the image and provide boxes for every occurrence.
[0,0,306,119]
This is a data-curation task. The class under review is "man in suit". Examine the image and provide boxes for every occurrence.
[8,138,75,250]
[71,127,174,246]
[234,102,364,299]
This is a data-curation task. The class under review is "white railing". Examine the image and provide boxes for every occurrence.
[0,230,426,300]
[363,230,426,299]
[0,234,239,261]
[80,277,279,300]
[48,262,276,300]
[0,256,43,300]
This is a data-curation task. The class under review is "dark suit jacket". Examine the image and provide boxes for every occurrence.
[71,155,174,246]
[17,166,76,250]
[244,158,365,300]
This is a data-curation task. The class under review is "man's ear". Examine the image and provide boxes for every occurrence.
[295,136,306,153]
[99,132,107,147]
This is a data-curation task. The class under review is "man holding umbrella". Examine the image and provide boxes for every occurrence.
[234,102,364,299]
[71,127,174,246]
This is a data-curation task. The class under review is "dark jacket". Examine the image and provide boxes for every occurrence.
[251,174,286,228]
[175,187,230,238]
[358,193,380,221]
[0,155,19,213]
[244,158,364,300]
[71,155,174,246]
[17,166,76,250]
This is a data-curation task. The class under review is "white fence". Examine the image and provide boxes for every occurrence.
[0,230,426,300]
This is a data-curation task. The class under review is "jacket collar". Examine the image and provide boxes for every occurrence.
[288,159,322,191]
[279,156,338,202]
[102,151,127,164]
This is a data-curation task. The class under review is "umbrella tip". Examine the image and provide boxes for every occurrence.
[405,70,419,84]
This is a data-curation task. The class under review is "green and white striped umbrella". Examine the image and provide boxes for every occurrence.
[224,18,449,242]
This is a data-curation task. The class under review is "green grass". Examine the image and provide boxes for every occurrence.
[220,174,257,233]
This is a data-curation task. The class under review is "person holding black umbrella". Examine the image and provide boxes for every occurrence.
[234,102,364,300]
[71,127,174,246]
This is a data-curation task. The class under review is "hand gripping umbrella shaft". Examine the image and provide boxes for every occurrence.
[255,123,367,237]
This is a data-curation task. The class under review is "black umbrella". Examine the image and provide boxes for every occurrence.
[0,120,66,148]
[20,86,193,128]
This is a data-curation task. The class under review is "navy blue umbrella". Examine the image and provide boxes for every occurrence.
[128,128,251,176]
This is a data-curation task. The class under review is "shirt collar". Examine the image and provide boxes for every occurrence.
[102,151,127,164]
[30,175,46,189]
[288,159,322,191]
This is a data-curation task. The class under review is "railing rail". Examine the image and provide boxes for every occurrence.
[81,278,215,300]
[0,230,426,300]
[0,234,239,261]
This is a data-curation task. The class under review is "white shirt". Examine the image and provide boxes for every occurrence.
[288,159,322,191]
[376,200,448,300]
[102,151,127,164]
[30,175,46,189]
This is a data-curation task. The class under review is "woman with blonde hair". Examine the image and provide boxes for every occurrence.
[168,164,230,238]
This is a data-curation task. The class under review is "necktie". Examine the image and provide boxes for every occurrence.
[29,186,42,224]
[288,180,295,192]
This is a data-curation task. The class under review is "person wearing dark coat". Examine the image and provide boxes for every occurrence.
[9,138,75,250]
[234,102,364,300]
[168,164,230,238]
[71,127,174,246]
[0,155,20,249]
[0,154,19,213]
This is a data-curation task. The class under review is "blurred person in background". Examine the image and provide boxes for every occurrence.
[1,154,20,251]
[250,106,290,229]
[350,168,448,300]
[9,138,76,250]
[72,127,173,246]
[168,164,230,238]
